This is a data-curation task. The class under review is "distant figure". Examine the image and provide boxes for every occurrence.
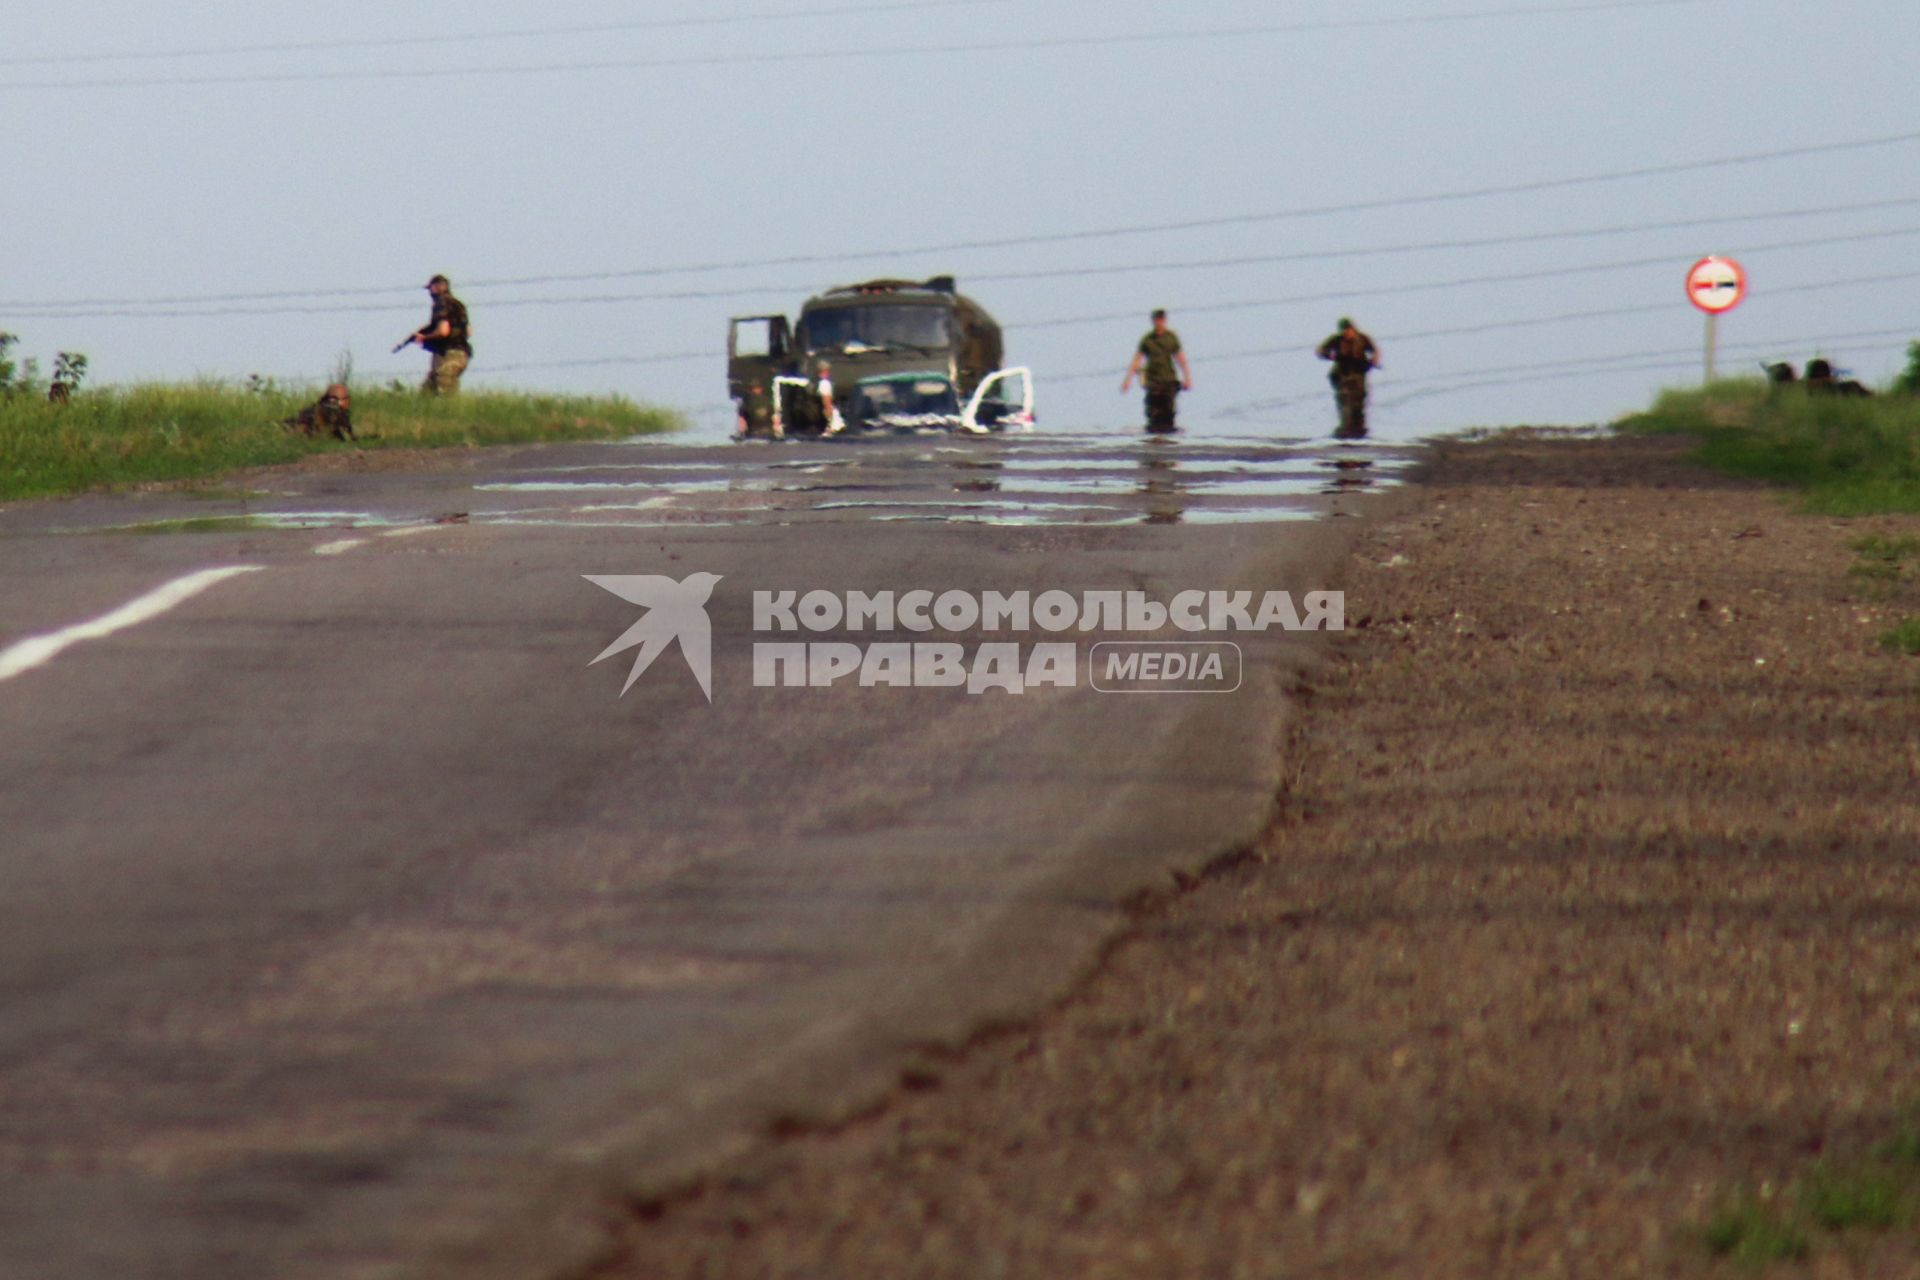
[817,361,846,436]
[734,379,780,440]
[397,274,472,396]
[1121,309,1193,434]
[283,383,355,441]
[46,381,69,406]
[1763,360,1798,386]
[1804,357,1872,397]
[1316,317,1380,439]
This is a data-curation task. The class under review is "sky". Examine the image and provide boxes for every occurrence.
[4,0,1918,443]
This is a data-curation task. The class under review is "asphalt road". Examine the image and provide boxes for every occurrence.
[0,428,1416,1280]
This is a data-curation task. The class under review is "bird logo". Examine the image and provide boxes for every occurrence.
[585,572,723,700]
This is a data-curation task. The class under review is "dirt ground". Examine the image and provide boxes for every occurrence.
[595,432,1920,1279]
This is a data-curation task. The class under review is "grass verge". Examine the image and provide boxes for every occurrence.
[1615,379,1920,514]
[0,381,681,502]
[1696,1111,1920,1267]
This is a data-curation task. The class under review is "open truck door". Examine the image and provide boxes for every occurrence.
[961,366,1034,434]
[727,315,791,399]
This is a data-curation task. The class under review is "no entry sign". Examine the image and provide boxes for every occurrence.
[1687,256,1747,314]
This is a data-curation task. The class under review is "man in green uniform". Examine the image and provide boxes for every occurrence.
[1121,309,1193,434]
[282,382,355,441]
[1315,317,1379,439]
[400,274,472,396]
[734,378,781,440]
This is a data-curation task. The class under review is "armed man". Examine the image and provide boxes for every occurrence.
[395,274,472,396]
[1315,317,1380,439]
[1121,309,1193,434]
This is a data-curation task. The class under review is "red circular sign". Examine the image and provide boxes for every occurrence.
[1687,256,1747,314]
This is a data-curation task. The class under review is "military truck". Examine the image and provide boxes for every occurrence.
[727,276,1032,435]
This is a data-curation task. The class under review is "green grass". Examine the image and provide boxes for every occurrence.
[1847,534,1920,587]
[1692,1111,1920,1267]
[1700,1193,1811,1265]
[1616,379,1920,514]
[1873,1111,1920,1166]
[1800,1165,1905,1231]
[1878,618,1920,655]
[0,381,682,502]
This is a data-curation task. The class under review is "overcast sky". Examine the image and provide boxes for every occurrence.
[5,0,1916,441]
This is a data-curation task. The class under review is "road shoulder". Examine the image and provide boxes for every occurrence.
[594,430,1920,1279]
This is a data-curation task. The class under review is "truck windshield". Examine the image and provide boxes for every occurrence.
[803,305,952,354]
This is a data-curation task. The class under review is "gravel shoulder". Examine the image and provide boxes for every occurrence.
[593,431,1920,1279]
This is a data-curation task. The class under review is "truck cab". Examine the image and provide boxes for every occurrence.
[728,276,1026,434]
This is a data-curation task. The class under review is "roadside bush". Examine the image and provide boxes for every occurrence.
[1617,377,1920,513]
[1891,341,1920,397]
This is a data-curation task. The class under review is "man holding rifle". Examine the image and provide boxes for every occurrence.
[395,274,472,395]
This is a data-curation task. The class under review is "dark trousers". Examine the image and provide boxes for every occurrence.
[1144,382,1180,433]
[1331,370,1368,438]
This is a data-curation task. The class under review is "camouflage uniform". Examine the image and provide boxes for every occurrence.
[283,384,355,441]
[1137,327,1184,432]
[421,291,472,396]
[736,383,776,438]
[1316,324,1377,439]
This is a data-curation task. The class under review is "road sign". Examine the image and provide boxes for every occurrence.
[1687,256,1747,314]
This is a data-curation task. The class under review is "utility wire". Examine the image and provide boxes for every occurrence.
[969,195,1920,284]
[1013,226,1920,331]
[0,0,1705,90]
[1048,298,1920,384]
[17,224,1920,323]
[0,0,1002,66]
[1217,326,1920,418]
[9,164,1918,311]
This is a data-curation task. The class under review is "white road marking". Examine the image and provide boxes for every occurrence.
[0,566,264,685]
[314,538,369,556]
[382,526,439,539]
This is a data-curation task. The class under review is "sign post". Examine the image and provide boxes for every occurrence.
[1686,256,1747,382]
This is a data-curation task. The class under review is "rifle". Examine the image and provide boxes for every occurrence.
[392,332,420,355]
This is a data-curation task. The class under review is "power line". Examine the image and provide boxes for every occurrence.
[5,282,816,320]
[9,158,1919,313]
[17,223,1920,324]
[0,0,1001,67]
[1217,326,1920,418]
[968,196,1920,285]
[0,1,1705,90]
[1051,301,1920,385]
[1013,226,1920,330]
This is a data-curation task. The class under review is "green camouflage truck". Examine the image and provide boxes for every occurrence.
[727,276,1032,435]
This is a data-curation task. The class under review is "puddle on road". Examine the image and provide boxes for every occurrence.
[37,430,1412,539]
[475,478,781,494]
[462,432,1410,529]
[86,512,428,536]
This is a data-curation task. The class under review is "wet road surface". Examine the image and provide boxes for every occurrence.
[0,427,1417,1280]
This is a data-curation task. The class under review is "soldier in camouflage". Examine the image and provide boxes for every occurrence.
[282,383,355,441]
[1315,317,1379,439]
[734,378,781,440]
[404,274,473,396]
[1121,309,1193,433]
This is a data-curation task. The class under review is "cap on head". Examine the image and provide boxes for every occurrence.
[427,274,450,288]
[1151,309,1168,321]
[1338,317,1353,329]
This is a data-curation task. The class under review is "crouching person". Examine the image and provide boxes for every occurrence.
[283,383,356,441]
